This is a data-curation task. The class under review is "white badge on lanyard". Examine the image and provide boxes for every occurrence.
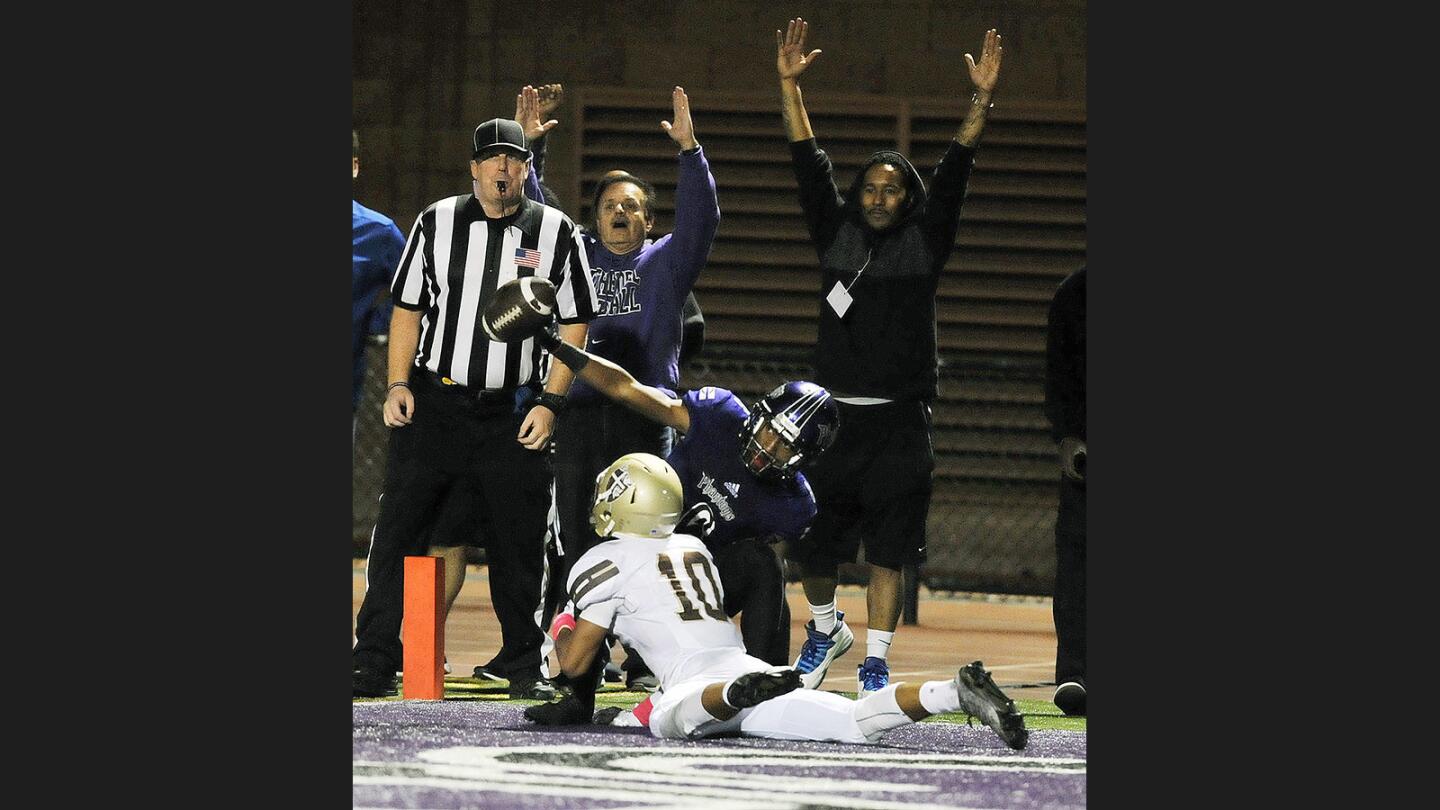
[826,280,853,317]
[827,249,872,318]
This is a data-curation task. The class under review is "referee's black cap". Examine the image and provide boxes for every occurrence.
[473,118,530,160]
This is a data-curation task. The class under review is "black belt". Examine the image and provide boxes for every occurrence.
[420,370,522,404]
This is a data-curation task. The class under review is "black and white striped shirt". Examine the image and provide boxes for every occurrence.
[391,194,599,390]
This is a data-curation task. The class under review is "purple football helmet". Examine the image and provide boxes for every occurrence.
[738,381,839,482]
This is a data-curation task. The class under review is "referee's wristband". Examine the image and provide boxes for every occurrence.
[534,391,568,415]
[386,381,411,394]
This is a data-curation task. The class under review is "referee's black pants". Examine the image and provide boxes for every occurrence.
[353,373,554,682]
[1053,475,1086,685]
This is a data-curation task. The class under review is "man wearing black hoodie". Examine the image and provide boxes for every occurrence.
[774,18,1003,696]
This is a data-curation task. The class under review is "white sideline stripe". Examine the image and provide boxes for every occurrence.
[356,744,1084,809]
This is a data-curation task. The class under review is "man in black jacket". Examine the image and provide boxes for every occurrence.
[1044,266,1086,716]
[773,18,1003,695]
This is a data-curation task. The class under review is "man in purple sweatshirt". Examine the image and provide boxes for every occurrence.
[542,86,721,689]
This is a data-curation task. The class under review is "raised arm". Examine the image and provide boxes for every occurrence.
[659,84,697,151]
[514,83,560,142]
[776,17,821,142]
[514,84,561,203]
[954,29,1003,147]
[660,86,720,293]
[776,18,844,252]
[920,29,1004,255]
[515,83,562,184]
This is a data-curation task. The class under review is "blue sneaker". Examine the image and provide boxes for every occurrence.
[792,610,854,689]
[857,656,890,695]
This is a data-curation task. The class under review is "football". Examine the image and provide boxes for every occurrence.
[481,276,558,342]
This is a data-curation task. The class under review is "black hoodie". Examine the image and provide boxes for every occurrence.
[789,138,976,400]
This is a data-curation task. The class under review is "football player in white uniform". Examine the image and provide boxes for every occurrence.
[524,453,1028,749]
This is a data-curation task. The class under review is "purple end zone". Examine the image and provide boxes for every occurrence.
[355,701,1086,809]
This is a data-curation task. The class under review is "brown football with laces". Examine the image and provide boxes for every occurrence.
[481,276,558,342]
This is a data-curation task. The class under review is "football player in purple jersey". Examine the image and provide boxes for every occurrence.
[534,327,839,670]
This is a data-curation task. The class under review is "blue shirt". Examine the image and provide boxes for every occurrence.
[353,200,406,411]
[668,386,816,547]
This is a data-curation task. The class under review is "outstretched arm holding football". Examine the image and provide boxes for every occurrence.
[537,326,692,434]
[481,276,684,434]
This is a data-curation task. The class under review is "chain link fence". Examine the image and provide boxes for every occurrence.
[353,341,1060,597]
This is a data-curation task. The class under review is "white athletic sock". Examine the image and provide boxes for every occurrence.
[919,680,961,715]
[852,684,910,742]
[866,630,894,661]
[809,600,837,634]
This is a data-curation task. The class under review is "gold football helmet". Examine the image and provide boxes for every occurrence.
[590,452,685,538]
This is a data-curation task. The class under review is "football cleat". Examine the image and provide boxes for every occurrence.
[953,661,1028,750]
[725,667,802,709]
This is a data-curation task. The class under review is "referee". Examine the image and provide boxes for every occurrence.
[352,117,599,699]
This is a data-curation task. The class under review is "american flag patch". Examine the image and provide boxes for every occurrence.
[514,248,542,268]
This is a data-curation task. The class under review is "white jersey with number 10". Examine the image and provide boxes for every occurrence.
[565,532,745,688]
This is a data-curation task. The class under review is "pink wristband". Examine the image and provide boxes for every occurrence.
[632,695,655,727]
[549,612,576,639]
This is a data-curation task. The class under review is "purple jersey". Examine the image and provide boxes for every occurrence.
[668,386,817,547]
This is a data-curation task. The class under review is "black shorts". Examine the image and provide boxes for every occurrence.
[791,399,933,571]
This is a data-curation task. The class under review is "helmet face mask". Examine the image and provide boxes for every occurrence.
[590,453,685,539]
[740,417,801,481]
[738,382,839,483]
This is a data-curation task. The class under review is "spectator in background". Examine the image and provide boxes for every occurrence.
[352,130,406,438]
[1043,265,1086,716]
[773,18,1003,696]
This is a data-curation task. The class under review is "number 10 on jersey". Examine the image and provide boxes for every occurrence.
[657,550,727,621]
